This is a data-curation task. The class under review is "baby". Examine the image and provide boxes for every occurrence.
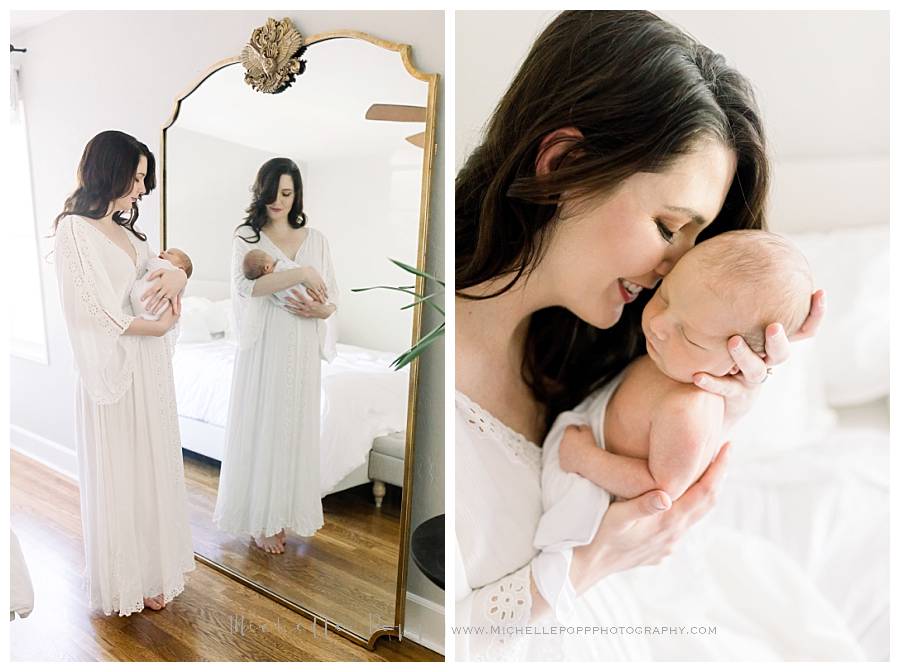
[242,249,313,306]
[130,248,193,320]
[532,230,813,621]
[242,248,336,362]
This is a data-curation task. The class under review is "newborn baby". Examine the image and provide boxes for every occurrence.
[242,249,313,306]
[242,248,336,362]
[130,248,193,320]
[532,230,813,621]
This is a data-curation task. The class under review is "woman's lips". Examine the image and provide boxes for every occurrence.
[618,279,641,303]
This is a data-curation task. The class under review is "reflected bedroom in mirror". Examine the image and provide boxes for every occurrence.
[163,28,433,645]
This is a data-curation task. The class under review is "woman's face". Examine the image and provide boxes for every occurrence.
[541,139,737,329]
[109,154,148,214]
[266,174,295,219]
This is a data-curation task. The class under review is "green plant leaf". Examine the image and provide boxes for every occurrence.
[389,258,445,286]
[391,321,445,369]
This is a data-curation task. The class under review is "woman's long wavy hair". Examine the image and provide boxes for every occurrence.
[53,130,155,240]
[236,157,307,243]
[456,10,770,431]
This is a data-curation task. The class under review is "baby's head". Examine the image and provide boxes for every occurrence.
[641,230,812,383]
[243,249,276,280]
[159,248,193,279]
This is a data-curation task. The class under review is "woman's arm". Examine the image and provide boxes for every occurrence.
[250,267,310,298]
[122,306,178,337]
[569,441,730,596]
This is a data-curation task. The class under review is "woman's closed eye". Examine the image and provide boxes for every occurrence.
[654,218,676,244]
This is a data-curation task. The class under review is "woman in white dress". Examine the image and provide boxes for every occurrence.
[53,130,195,616]
[213,158,337,554]
[454,12,854,660]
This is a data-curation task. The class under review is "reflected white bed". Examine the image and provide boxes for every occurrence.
[172,326,409,497]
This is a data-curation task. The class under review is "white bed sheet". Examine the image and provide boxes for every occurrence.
[705,422,889,661]
[172,339,409,492]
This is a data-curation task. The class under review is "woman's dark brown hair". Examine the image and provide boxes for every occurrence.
[236,157,307,243]
[456,10,770,430]
[54,130,155,240]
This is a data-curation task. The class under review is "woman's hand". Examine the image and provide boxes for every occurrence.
[283,290,336,319]
[692,289,826,425]
[142,268,188,315]
[299,267,328,304]
[569,442,730,595]
[154,303,180,335]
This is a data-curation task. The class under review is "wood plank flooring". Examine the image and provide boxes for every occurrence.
[183,450,401,638]
[9,450,442,662]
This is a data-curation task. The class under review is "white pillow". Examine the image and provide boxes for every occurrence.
[726,339,836,464]
[785,226,889,407]
[176,304,213,343]
[205,299,230,337]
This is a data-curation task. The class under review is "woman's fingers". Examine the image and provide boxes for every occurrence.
[172,293,181,316]
[727,335,768,384]
[793,289,826,341]
[692,372,744,397]
[762,323,790,366]
[608,490,672,529]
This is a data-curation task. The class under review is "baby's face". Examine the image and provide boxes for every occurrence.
[160,249,184,269]
[640,257,742,383]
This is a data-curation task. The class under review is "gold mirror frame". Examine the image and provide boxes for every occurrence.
[159,28,438,651]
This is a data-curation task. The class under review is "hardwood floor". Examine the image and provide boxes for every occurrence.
[10,450,442,662]
[183,450,402,639]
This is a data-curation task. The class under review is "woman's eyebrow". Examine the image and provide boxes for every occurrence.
[663,205,706,226]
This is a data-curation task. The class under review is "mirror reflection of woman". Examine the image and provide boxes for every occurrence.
[213,158,338,554]
[52,130,195,615]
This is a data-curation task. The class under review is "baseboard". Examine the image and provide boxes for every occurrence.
[403,591,444,655]
[10,425,78,482]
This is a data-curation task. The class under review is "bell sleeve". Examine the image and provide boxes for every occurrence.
[316,230,339,363]
[231,233,266,351]
[54,216,138,405]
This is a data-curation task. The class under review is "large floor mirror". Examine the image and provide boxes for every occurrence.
[159,21,437,649]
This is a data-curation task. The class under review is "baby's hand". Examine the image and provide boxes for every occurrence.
[559,424,595,474]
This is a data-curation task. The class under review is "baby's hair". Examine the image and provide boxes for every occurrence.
[243,249,270,280]
[692,230,812,353]
[167,248,193,279]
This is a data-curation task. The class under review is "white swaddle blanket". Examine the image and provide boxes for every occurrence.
[266,257,335,363]
[532,370,625,623]
[130,256,182,321]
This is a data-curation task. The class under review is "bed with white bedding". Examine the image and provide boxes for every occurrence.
[171,323,409,496]
[699,216,890,660]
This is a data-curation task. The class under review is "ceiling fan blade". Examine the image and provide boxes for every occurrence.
[405,132,425,148]
[366,104,426,123]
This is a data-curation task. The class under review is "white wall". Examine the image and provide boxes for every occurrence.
[456,10,889,233]
[305,152,422,354]
[10,9,444,653]
[166,126,273,285]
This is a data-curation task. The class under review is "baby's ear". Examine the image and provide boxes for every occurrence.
[728,363,740,375]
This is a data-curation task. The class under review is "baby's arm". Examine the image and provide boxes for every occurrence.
[646,391,723,501]
[559,426,660,500]
[559,391,722,501]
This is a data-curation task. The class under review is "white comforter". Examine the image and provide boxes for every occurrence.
[172,340,409,491]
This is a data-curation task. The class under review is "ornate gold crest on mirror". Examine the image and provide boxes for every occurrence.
[240,17,307,94]
[159,18,438,650]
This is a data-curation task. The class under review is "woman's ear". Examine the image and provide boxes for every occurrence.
[535,127,584,176]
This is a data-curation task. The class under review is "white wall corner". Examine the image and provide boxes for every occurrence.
[10,425,78,482]
[403,590,445,656]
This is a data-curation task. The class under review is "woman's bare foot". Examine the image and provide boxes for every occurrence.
[275,529,286,544]
[252,533,284,554]
[143,594,165,611]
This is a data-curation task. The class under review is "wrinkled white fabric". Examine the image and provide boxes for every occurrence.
[54,215,195,616]
[213,227,338,538]
[454,384,865,661]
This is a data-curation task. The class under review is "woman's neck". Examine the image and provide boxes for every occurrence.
[264,216,291,231]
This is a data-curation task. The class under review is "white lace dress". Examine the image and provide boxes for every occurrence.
[213,227,338,538]
[454,389,864,661]
[54,215,196,617]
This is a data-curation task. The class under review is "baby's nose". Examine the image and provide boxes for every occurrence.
[648,316,668,342]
